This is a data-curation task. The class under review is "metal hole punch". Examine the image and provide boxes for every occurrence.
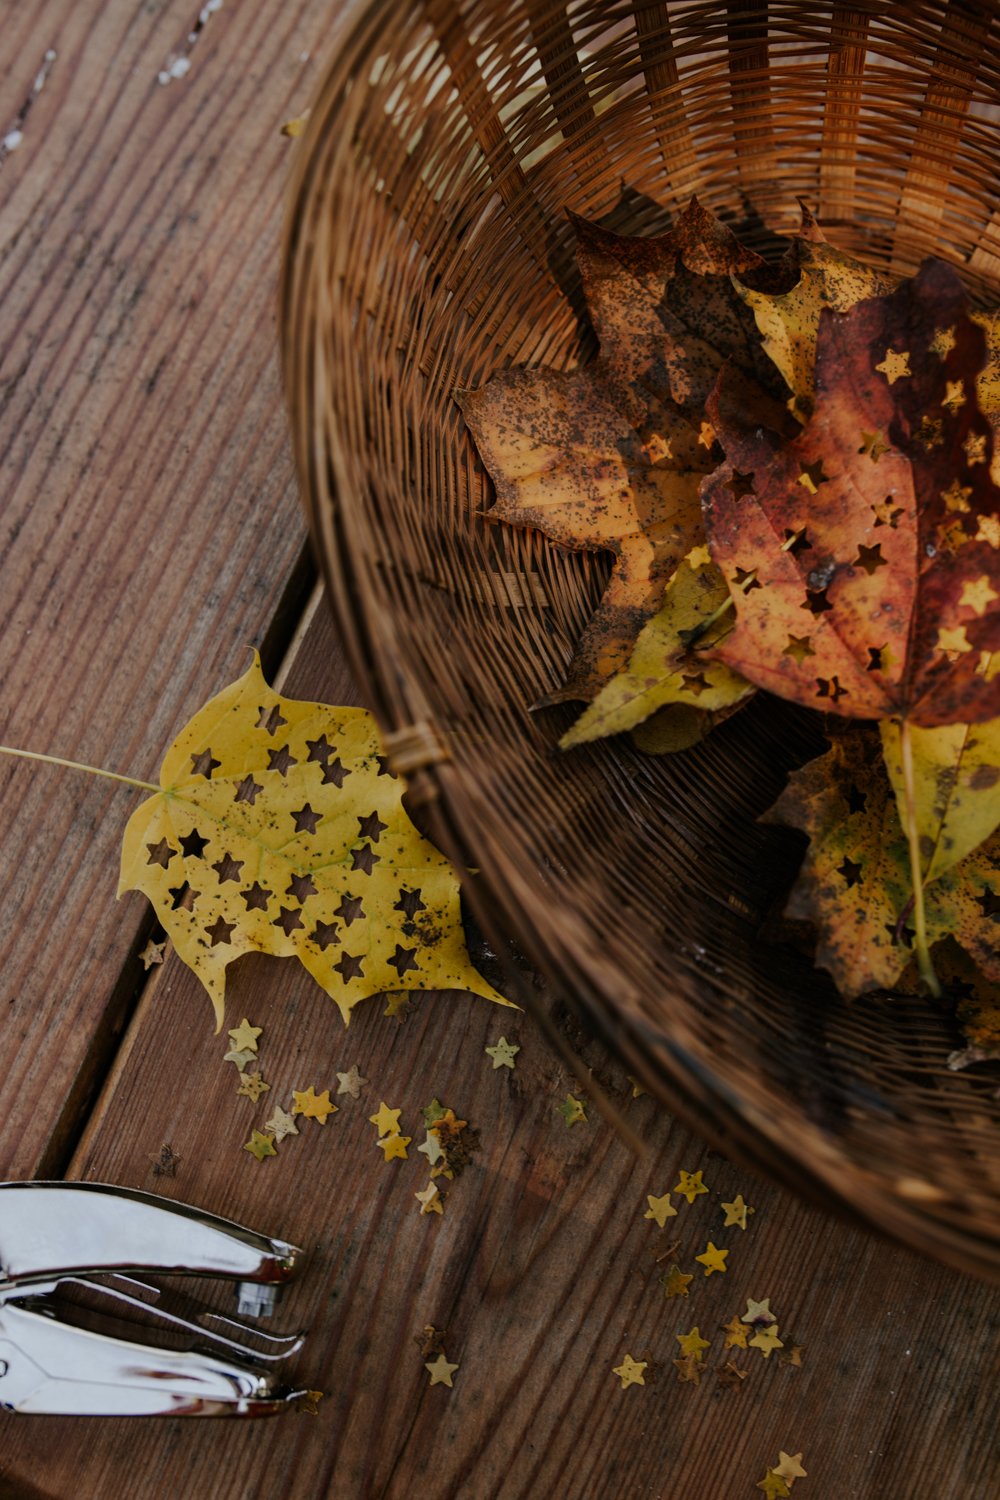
[0,1182,312,1416]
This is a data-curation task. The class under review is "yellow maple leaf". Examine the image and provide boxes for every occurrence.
[118,655,511,1028]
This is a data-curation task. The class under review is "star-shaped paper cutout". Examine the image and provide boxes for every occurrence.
[695,1241,729,1276]
[148,1144,180,1177]
[673,1354,701,1385]
[224,1046,257,1071]
[422,1098,447,1126]
[243,1130,276,1162]
[661,1265,693,1299]
[139,938,166,969]
[941,378,966,410]
[418,1132,444,1166]
[643,1192,677,1228]
[415,1182,443,1215]
[292,1086,337,1123]
[858,429,890,462]
[296,1389,324,1416]
[237,1072,270,1103]
[485,1036,520,1069]
[960,575,999,613]
[779,1343,805,1367]
[942,477,973,512]
[425,1354,459,1387]
[369,1101,402,1136]
[937,624,973,654]
[228,1018,262,1053]
[964,431,988,466]
[673,1169,708,1204]
[415,1325,447,1357]
[377,1132,411,1160]
[750,1324,784,1358]
[675,1327,710,1361]
[756,1471,791,1499]
[720,1194,754,1229]
[930,325,956,358]
[742,1297,774,1326]
[722,1316,749,1349]
[875,347,911,383]
[612,1354,647,1389]
[626,1075,647,1098]
[774,1452,807,1483]
[264,1105,299,1142]
[336,1064,369,1098]
[560,1093,587,1126]
[716,1361,748,1389]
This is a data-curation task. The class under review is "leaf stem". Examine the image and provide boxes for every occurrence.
[0,744,159,794]
[680,593,735,650]
[898,717,941,998]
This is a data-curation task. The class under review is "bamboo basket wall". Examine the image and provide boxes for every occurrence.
[283,0,1000,1279]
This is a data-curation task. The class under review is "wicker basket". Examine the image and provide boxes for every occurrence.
[283,1,1000,1279]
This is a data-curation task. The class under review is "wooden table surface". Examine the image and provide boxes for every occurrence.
[1,4,998,1497]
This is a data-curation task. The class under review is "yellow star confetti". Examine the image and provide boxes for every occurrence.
[695,1241,729,1276]
[292,1086,337,1123]
[774,1452,807,1484]
[750,1324,784,1358]
[223,1047,257,1071]
[756,1471,791,1499]
[720,1194,754,1229]
[697,420,715,449]
[722,1316,749,1349]
[228,1018,262,1053]
[858,429,890,462]
[383,992,414,1022]
[139,938,165,969]
[779,1343,805,1367]
[612,1354,647,1389]
[916,414,943,450]
[415,1183,443,1215]
[942,477,973,512]
[742,1297,774,1326]
[264,1105,299,1142]
[280,110,310,138]
[875,347,911,383]
[675,1327,710,1362]
[417,1132,444,1166]
[937,624,973,654]
[661,1265,693,1298]
[560,1093,587,1126]
[369,1101,402,1135]
[977,514,1000,546]
[930,325,956,358]
[673,1354,701,1385]
[336,1064,368,1097]
[643,1192,677,1228]
[237,1072,270,1103]
[964,430,988,466]
[425,1354,459,1387]
[485,1036,519,1069]
[296,1389,324,1415]
[941,379,966,410]
[377,1132,411,1160]
[674,1169,708,1204]
[243,1130,276,1162]
[717,1361,748,1389]
[960,576,999,613]
[626,1075,647,1098]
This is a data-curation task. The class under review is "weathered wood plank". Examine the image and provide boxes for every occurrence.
[2,599,996,1498]
[0,0,340,1176]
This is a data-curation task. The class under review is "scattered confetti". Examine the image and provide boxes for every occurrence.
[673,1354,701,1385]
[243,1130,276,1162]
[661,1265,693,1298]
[292,1086,337,1123]
[721,1193,754,1229]
[779,1343,805,1368]
[377,1132,411,1160]
[336,1064,368,1098]
[224,1046,257,1071]
[265,1105,299,1142]
[383,992,415,1022]
[612,1354,647,1389]
[722,1316,749,1349]
[417,1131,444,1166]
[626,1075,646,1098]
[415,1182,443,1215]
[643,1191,678,1228]
[750,1324,784,1359]
[652,1238,682,1265]
[148,1144,180,1177]
[237,1071,270,1103]
[560,1093,587,1126]
[228,1018,262,1053]
[756,1471,791,1499]
[485,1035,520,1069]
[139,938,165,969]
[716,1361,748,1389]
[673,1169,708,1204]
[425,1354,459,1388]
[423,1098,448,1125]
[694,1241,729,1276]
[415,1326,446,1357]
[742,1297,775,1327]
[370,1101,403,1135]
[281,110,310,137]
[296,1390,324,1415]
[675,1327,710,1362]
[774,1453,807,1484]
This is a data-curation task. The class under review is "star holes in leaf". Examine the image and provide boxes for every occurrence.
[118,655,512,1029]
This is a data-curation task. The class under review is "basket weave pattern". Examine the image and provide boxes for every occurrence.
[284,0,1000,1278]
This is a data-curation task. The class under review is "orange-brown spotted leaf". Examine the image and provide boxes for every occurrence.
[572,196,789,423]
[704,259,1000,728]
[458,364,709,700]
[763,728,1000,997]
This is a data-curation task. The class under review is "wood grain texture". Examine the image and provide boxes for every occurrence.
[2,598,998,1499]
[0,0,344,1176]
